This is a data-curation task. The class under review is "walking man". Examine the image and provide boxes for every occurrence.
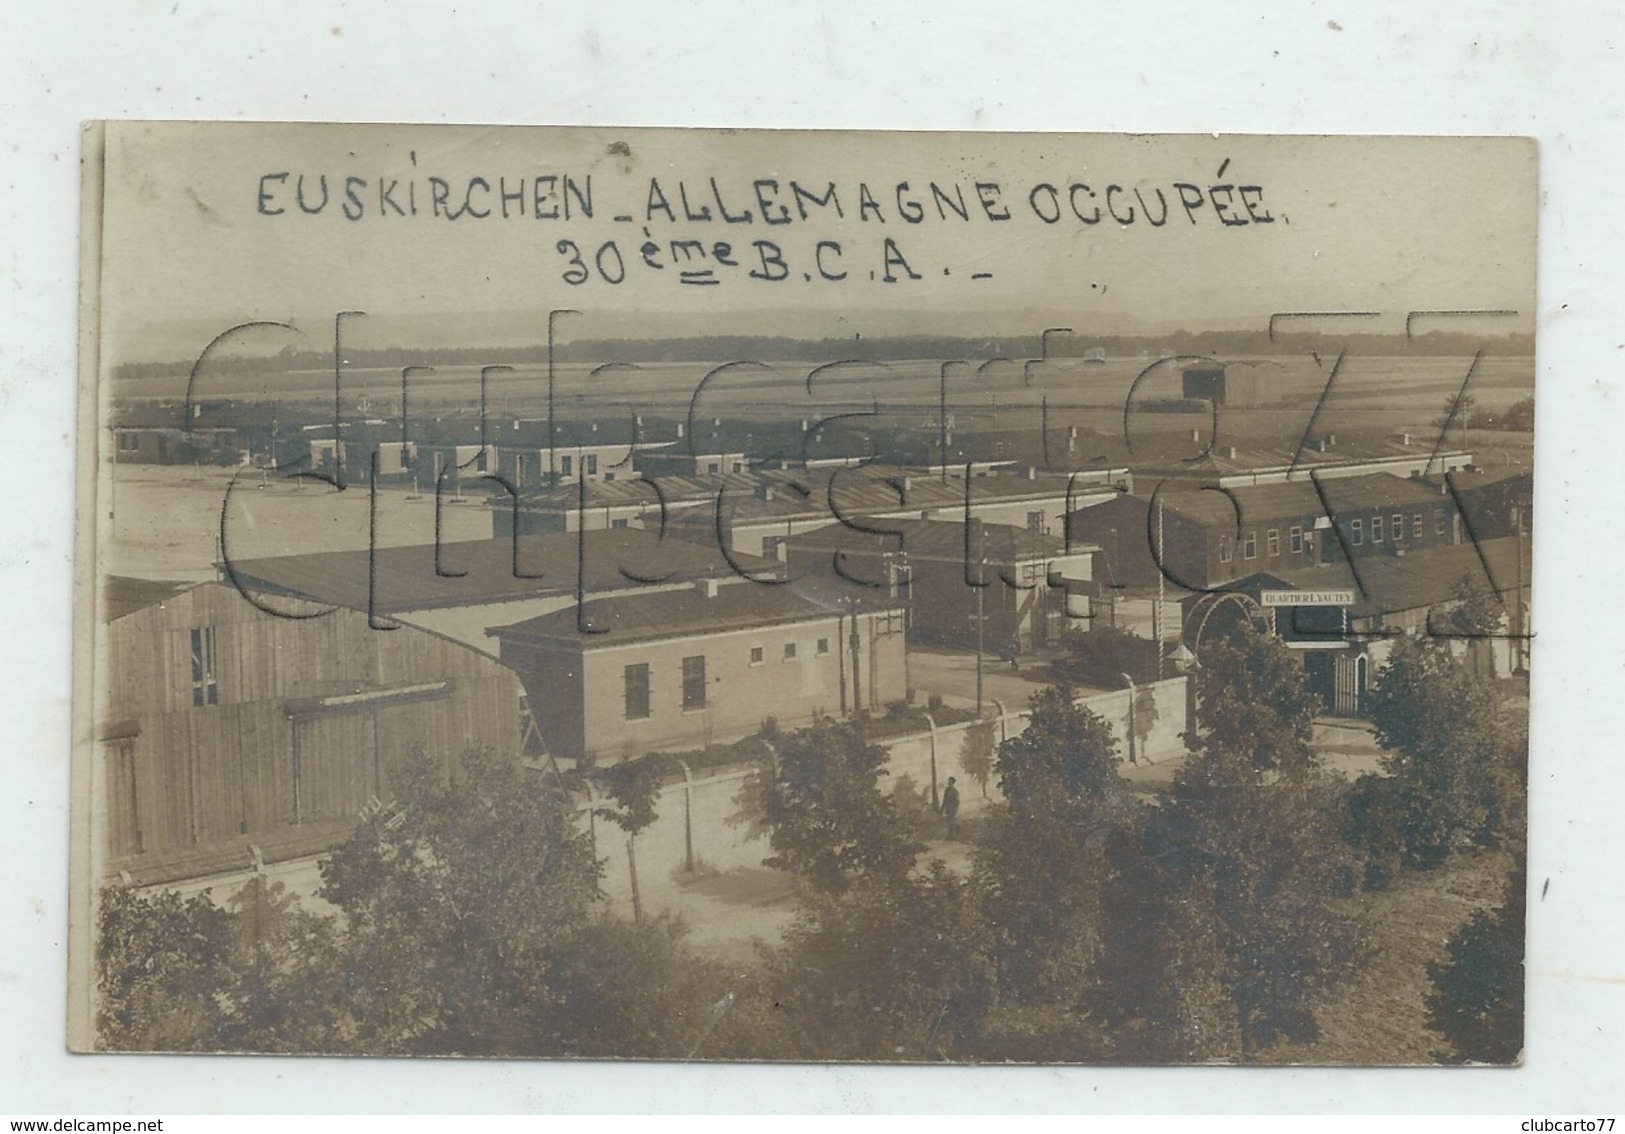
[941,776,961,840]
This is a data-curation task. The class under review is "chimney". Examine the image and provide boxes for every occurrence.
[1191,429,1201,443]
[591,422,598,433]
[696,577,721,599]
[1027,466,1037,480]
[755,483,775,501]
[676,421,685,438]
[1401,431,1411,446]
[1226,445,1238,459]
[1327,433,1337,446]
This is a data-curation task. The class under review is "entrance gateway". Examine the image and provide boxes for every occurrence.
[1259,589,1368,715]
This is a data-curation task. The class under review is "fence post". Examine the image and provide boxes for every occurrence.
[676,758,695,875]
[923,712,939,808]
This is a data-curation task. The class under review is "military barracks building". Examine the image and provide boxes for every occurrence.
[1070,472,1462,592]
[782,517,1096,656]
[487,579,908,761]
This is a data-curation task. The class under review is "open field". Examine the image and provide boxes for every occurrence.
[104,464,494,582]
[115,351,1535,423]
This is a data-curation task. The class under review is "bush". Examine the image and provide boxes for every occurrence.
[1051,625,1163,690]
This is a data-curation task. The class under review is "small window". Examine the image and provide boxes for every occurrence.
[681,655,707,711]
[189,627,218,707]
[1372,516,1384,543]
[1412,513,1423,539]
[1289,525,1303,554]
[1392,512,1404,541]
[706,461,720,475]
[1243,532,1257,560]
[1436,507,1448,535]
[585,454,599,476]
[118,431,142,452]
[1027,510,1045,534]
[1351,519,1363,545]
[623,663,650,720]
[1267,529,1280,557]
[731,461,744,473]
[1218,534,1232,563]
[783,642,798,661]
[559,455,573,477]
[816,637,830,655]
[749,646,764,665]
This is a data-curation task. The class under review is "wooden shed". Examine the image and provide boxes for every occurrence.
[95,582,525,884]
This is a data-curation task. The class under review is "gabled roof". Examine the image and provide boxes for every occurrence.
[511,464,1098,524]
[1124,427,1471,478]
[489,580,877,646]
[512,474,721,511]
[784,517,1083,563]
[102,576,199,622]
[1264,536,1526,619]
[1142,473,1449,528]
[225,529,778,613]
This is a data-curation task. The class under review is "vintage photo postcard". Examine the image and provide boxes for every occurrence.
[71,123,1535,1063]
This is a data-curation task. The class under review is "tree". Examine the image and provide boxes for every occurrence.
[742,718,924,895]
[95,884,237,1051]
[1435,390,1478,448]
[591,753,667,924]
[975,685,1136,1004]
[316,746,604,1055]
[1050,624,1161,689]
[219,874,346,1053]
[1365,636,1502,867]
[1499,394,1535,432]
[1131,622,1358,1059]
[760,864,998,1061]
[1432,573,1505,639]
[1192,620,1320,779]
[958,719,997,801]
[548,913,743,1060]
[1427,861,1526,1063]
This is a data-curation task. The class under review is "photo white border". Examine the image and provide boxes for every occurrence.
[4,0,1621,1113]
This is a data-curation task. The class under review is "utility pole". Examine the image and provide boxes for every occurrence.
[547,308,580,485]
[975,576,985,718]
[1154,496,1166,678]
[974,520,987,718]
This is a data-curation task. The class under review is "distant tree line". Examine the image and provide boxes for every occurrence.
[110,329,1535,383]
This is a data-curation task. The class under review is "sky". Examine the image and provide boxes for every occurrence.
[92,124,1538,363]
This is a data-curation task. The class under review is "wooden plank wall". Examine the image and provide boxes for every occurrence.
[102,584,523,877]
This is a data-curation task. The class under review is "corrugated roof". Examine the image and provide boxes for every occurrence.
[1266,536,1527,618]
[512,475,721,510]
[1128,428,1468,476]
[1152,473,1448,527]
[226,529,778,612]
[725,465,1086,523]
[102,576,195,622]
[511,465,1093,524]
[785,517,1070,562]
[489,580,878,645]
